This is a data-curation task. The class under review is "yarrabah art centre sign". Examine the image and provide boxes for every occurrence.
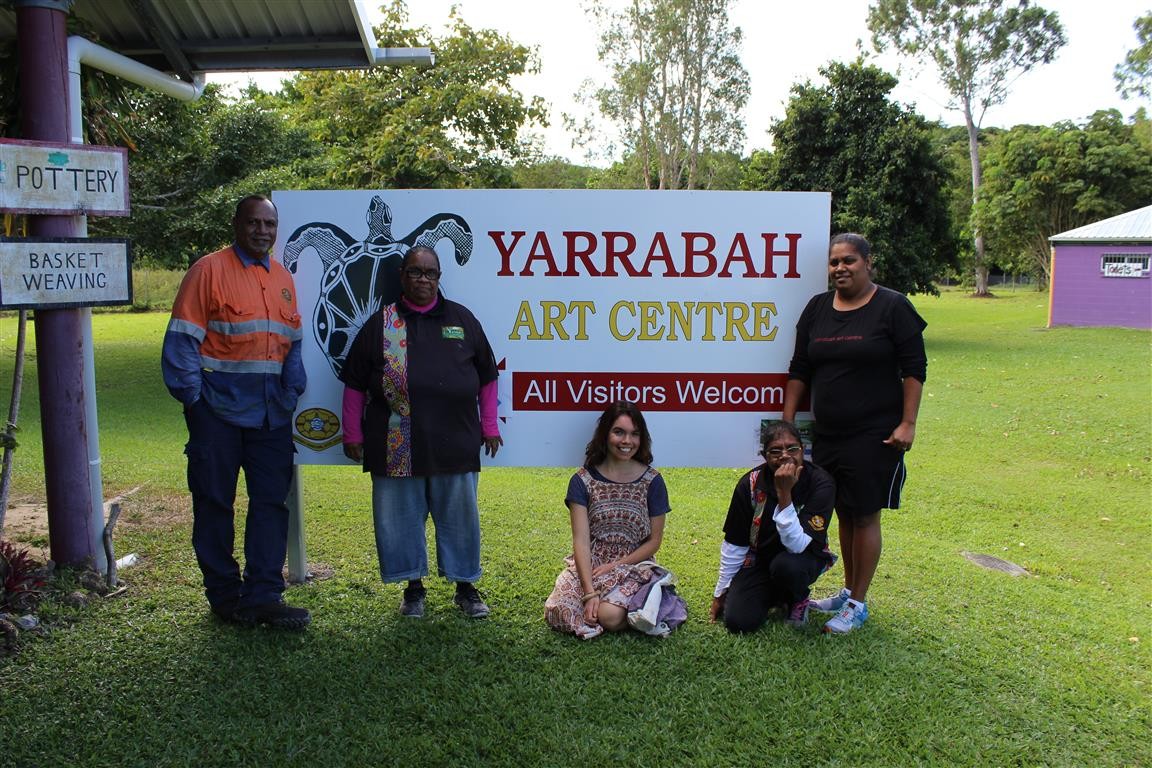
[275,189,829,468]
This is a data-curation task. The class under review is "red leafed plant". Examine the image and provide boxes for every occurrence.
[0,539,46,613]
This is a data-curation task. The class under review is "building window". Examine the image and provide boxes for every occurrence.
[1100,253,1150,278]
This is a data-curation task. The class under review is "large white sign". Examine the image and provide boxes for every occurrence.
[0,139,129,216]
[275,190,828,468]
[0,237,132,309]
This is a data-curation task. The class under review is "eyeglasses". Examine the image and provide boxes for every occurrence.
[766,445,802,458]
[403,267,441,281]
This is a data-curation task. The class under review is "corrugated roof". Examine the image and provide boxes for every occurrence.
[1049,205,1152,244]
[0,0,384,81]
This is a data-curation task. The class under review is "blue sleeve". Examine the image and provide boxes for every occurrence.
[160,326,202,406]
[565,472,588,508]
[281,338,307,400]
[647,471,670,517]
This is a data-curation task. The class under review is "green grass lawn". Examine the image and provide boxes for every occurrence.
[0,290,1149,767]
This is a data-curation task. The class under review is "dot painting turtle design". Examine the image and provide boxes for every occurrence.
[283,196,473,378]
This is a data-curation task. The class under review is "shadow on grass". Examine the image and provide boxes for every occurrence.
[7,560,1135,767]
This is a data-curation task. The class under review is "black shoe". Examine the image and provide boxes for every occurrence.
[210,601,246,626]
[454,583,490,619]
[400,584,427,618]
[234,600,312,630]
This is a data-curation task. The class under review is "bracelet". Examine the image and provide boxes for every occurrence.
[580,591,598,604]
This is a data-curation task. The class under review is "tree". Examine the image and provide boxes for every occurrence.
[573,0,749,190]
[282,2,546,190]
[927,122,997,284]
[868,0,1065,296]
[587,148,745,190]
[740,149,776,192]
[511,156,595,189]
[1115,12,1152,100]
[89,85,322,268]
[761,60,957,295]
[975,110,1152,287]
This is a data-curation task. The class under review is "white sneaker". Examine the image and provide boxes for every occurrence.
[823,599,868,634]
[811,587,851,613]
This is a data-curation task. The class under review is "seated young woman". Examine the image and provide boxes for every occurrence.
[545,401,685,639]
[710,420,837,632]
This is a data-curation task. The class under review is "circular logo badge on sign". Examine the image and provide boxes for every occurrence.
[294,407,342,451]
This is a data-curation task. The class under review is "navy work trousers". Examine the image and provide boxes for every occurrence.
[183,400,293,610]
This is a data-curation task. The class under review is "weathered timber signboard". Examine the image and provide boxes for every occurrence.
[0,237,132,309]
[0,139,129,216]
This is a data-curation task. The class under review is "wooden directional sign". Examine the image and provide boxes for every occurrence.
[0,139,129,216]
[0,237,132,309]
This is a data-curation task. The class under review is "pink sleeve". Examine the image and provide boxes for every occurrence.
[342,387,366,444]
[479,379,500,438]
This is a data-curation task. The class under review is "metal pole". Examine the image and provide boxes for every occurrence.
[286,465,308,583]
[16,1,97,567]
[67,42,105,573]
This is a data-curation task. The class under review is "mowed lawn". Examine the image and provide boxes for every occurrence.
[0,290,1148,767]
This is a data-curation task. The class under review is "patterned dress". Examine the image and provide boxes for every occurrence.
[545,466,669,638]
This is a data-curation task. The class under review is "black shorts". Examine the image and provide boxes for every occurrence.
[813,434,906,518]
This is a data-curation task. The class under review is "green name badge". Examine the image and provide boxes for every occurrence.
[442,326,465,340]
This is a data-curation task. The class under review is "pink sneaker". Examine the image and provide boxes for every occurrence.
[786,597,810,628]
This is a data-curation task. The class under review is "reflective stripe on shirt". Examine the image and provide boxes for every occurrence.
[207,318,303,341]
[167,317,206,342]
[199,355,285,375]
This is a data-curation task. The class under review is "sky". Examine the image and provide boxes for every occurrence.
[217,0,1150,164]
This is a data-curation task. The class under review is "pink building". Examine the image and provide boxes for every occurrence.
[1048,206,1152,330]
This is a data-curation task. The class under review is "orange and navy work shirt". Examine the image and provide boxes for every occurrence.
[161,245,306,429]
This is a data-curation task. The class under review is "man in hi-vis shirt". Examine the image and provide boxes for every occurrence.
[162,195,310,630]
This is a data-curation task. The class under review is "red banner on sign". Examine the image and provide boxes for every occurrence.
[511,371,802,412]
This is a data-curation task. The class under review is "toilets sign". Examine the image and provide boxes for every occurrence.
[0,139,129,216]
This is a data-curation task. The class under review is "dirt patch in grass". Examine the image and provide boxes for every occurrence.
[115,493,191,532]
[3,492,191,552]
[3,501,48,542]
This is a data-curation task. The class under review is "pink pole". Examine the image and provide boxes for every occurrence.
[16,2,97,567]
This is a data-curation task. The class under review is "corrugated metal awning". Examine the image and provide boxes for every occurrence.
[0,0,425,82]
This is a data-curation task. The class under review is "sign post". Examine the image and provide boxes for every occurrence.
[0,237,132,309]
[0,132,130,569]
[0,139,129,216]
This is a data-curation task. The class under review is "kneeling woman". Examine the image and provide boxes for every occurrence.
[710,421,836,632]
[545,402,685,639]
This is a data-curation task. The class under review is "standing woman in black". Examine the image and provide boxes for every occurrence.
[782,233,927,634]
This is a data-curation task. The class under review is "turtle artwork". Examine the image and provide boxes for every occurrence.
[283,195,474,379]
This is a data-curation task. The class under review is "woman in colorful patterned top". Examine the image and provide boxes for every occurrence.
[340,246,502,620]
[545,401,684,639]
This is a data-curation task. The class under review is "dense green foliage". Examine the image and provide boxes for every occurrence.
[90,85,321,268]
[760,61,957,295]
[281,2,545,190]
[976,110,1152,286]
[58,1,547,269]
[868,0,1066,295]
[587,148,746,190]
[510,156,596,190]
[0,295,1148,766]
